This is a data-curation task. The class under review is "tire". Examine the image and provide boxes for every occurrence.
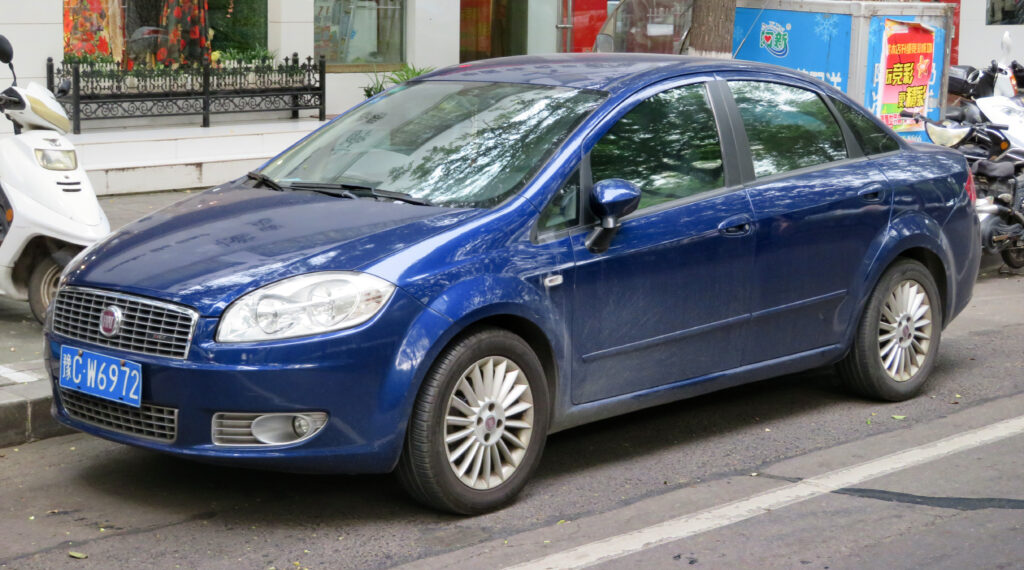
[837,259,942,401]
[397,327,550,514]
[28,256,63,324]
[1001,243,1024,269]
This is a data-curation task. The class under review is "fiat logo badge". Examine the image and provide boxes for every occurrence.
[99,306,123,338]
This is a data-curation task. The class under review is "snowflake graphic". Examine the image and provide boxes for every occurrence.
[814,14,838,40]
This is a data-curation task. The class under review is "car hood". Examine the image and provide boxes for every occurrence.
[65,184,480,316]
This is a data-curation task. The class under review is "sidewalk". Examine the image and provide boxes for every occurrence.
[0,188,201,447]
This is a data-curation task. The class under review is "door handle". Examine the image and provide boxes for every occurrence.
[858,184,886,202]
[718,215,752,237]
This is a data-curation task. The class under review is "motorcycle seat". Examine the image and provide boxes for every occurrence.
[973,159,1016,179]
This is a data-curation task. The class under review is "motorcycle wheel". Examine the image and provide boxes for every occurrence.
[1002,245,1024,269]
[28,256,62,324]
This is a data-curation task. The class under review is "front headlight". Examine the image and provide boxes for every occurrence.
[35,149,77,171]
[216,272,396,342]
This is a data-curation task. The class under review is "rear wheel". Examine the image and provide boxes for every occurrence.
[28,256,62,324]
[1001,242,1024,269]
[397,328,549,514]
[837,259,942,401]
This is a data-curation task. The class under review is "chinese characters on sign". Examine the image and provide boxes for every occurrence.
[877,19,936,135]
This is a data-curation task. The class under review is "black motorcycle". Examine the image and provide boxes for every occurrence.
[903,110,1024,268]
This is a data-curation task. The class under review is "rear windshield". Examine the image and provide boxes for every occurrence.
[260,81,607,208]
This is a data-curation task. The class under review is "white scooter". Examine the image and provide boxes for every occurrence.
[0,34,109,322]
[949,32,1024,148]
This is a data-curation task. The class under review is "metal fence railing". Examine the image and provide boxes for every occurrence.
[46,54,327,134]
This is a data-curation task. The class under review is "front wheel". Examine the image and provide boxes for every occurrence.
[397,328,550,514]
[837,259,942,401]
[28,256,63,324]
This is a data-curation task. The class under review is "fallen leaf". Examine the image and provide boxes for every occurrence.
[955,394,962,398]
[68,552,88,559]
[892,415,906,420]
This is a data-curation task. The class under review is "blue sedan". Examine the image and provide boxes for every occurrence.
[45,54,980,514]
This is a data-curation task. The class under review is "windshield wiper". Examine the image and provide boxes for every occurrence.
[287,181,360,200]
[367,188,434,207]
[246,171,284,191]
[286,181,433,206]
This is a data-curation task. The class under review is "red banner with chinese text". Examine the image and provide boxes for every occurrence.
[878,19,935,135]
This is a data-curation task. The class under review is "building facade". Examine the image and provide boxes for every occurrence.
[0,1,1021,194]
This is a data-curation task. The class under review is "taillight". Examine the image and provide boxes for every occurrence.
[965,170,977,206]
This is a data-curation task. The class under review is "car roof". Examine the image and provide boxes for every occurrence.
[417,53,815,94]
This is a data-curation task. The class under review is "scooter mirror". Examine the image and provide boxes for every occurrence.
[0,35,13,65]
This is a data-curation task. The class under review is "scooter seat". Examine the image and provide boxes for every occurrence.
[973,159,1016,179]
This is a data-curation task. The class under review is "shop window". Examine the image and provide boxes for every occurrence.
[460,0,527,63]
[315,0,405,70]
[988,0,1024,25]
[63,0,268,68]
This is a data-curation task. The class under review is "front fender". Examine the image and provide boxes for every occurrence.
[375,274,567,470]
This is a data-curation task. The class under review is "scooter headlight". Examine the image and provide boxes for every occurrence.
[34,149,77,171]
[925,122,971,148]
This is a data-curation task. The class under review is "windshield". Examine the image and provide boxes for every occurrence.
[260,81,606,208]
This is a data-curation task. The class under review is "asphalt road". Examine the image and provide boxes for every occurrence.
[0,273,1021,569]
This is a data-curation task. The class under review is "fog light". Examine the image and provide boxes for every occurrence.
[292,415,311,437]
[213,412,327,446]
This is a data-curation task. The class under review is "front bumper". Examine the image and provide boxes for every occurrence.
[46,288,439,474]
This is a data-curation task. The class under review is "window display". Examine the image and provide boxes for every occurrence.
[64,0,268,68]
[315,0,405,68]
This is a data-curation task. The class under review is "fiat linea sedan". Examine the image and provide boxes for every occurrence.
[46,54,980,514]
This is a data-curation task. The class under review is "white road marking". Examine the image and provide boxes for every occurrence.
[512,415,1024,569]
[0,364,45,384]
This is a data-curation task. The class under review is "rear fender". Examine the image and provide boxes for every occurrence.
[842,211,953,346]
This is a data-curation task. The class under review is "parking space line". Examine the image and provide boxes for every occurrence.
[511,415,1024,570]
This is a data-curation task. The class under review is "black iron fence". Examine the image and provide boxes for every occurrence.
[46,55,327,134]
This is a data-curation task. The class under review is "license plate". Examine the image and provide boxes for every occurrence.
[59,346,143,408]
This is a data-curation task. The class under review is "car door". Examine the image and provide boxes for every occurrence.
[723,79,895,364]
[545,79,755,404]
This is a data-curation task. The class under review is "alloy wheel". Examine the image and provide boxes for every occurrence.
[443,356,534,490]
[877,279,933,382]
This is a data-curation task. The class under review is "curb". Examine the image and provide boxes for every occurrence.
[0,377,73,448]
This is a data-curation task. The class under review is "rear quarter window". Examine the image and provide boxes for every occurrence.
[831,97,901,155]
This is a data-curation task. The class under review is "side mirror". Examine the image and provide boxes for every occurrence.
[56,79,71,97]
[0,35,12,65]
[585,178,641,254]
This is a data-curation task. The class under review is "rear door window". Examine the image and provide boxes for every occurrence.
[729,81,848,178]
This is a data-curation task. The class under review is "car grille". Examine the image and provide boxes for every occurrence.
[52,287,198,359]
[59,388,177,442]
